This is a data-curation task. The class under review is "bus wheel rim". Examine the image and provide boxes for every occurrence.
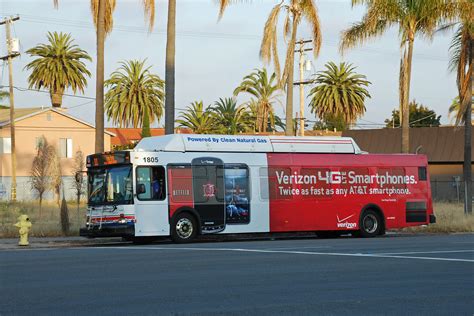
[363,214,378,234]
[176,218,193,239]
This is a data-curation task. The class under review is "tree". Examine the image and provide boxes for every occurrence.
[444,0,473,214]
[211,98,250,134]
[105,59,164,134]
[234,68,282,133]
[24,32,91,108]
[308,62,371,125]
[141,108,151,138]
[30,136,53,218]
[340,0,448,153]
[385,100,441,128]
[165,0,176,135]
[220,0,322,136]
[313,113,348,132]
[72,150,85,224]
[60,194,70,235]
[53,0,155,153]
[176,101,216,134]
[448,96,474,124]
[49,149,62,208]
[0,90,9,108]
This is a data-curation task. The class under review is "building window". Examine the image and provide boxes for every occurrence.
[59,138,73,158]
[0,137,11,154]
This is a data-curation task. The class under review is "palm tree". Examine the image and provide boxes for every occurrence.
[234,68,282,133]
[444,0,473,214]
[340,0,447,153]
[211,98,250,134]
[24,32,91,108]
[221,0,322,136]
[53,0,155,153]
[177,101,216,134]
[449,96,474,124]
[105,60,164,136]
[165,0,176,135]
[308,62,371,126]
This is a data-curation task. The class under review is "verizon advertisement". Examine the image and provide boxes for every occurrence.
[272,168,416,198]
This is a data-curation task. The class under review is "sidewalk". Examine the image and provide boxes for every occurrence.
[0,236,124,250]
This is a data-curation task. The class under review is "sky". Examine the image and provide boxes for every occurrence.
[0,0,458,129]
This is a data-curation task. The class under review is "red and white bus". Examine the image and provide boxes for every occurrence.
[80,134,435,242]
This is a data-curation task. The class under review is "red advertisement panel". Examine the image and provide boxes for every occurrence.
[267,153,432,232]
[168,166,194,218]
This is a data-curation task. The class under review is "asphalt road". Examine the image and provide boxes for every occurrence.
[1,234,473,316]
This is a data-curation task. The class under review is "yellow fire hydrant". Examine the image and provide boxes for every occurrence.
[14,215,32,246]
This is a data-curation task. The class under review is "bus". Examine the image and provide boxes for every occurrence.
[80,134,435,243]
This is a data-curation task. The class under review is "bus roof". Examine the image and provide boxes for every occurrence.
[134,134,363,154]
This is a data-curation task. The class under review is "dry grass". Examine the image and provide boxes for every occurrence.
[403,202,474,233]
[1,201,472,238]
[0,201,85,238]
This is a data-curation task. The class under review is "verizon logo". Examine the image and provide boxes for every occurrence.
[337,214,357,229]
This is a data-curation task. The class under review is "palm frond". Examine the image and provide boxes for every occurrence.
[24,31,92,106]
[308,61,371,124]
[142,0,155,31]
[260,2,283,65]
[234,68,282,132]
[300,0,322,56]
[105,59,164,127]
[90,0,117,36]
[340,19,388,54]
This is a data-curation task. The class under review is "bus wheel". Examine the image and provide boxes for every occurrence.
[359,209,382,238]
[172,213,197,243]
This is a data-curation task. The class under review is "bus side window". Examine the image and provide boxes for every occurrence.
[136,166,166,201]
[418,167,427,181]
[268,167,292,200]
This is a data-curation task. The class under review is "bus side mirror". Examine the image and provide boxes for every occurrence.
[137,183,146,194]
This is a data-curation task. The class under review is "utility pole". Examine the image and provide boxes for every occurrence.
[294,39,312,136]
[0,16,20,202]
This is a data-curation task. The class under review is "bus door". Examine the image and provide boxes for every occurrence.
[192,157,225,233]
[134,165,169,236]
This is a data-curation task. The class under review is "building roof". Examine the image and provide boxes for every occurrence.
[0,107,40,124]
[0,107,115,136]
[134,134,363,154]
[342,126,473,163]
[106,128,192,147]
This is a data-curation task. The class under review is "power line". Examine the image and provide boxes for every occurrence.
[0,85,96,100]
[1,12,449,62]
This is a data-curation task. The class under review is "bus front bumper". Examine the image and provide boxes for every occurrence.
[80,224,135,238]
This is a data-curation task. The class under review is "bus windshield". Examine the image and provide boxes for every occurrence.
[88,165,133,205]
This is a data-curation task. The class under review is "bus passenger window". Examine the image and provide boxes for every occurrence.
[136,166,166,201]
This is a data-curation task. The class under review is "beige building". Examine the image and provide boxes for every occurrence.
[0,107,113,200]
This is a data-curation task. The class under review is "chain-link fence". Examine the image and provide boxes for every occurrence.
[431,179,474,202]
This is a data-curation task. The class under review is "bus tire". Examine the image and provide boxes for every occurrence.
[359,209,382,238]
[171,212,198,243]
